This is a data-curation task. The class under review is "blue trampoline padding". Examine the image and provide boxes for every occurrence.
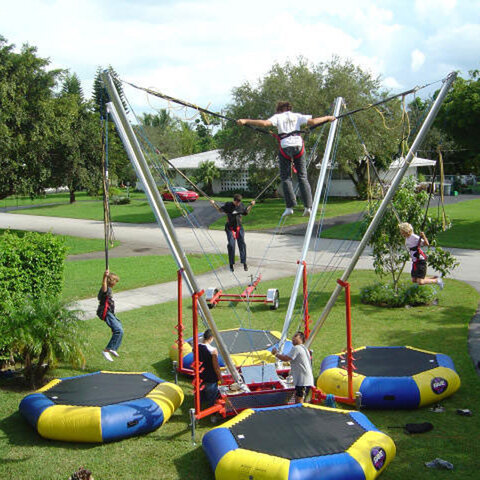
[436,353,455,369]
[321,355,340,371]
[349,411,379,432]
[289,453,366,480]
[101,397,165,442]
[359,376,420,409]
[202,427,238,472]
[19,394,54,429]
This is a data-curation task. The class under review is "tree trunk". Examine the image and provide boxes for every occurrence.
[69,188,76,204]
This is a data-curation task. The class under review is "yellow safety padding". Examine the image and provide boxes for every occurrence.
[215,448,290,480]
[347,430,396,480]
[212,409,255,431]
[414,366,461,407]
[404,345,435,355]
[37,405,102,442]
[317,368,365,398]
[169,341,192,362]
[301,402,353,415]
[36,378,61,393]
[147,382,184,423]
[99,370,150,375]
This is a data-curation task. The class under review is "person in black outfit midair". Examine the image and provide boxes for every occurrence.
[211,193,255,272]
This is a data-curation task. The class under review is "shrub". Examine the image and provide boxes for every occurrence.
[0,231,67,363]
[360,281,437,308]
[7,293,86,388]
[111,195,131,205]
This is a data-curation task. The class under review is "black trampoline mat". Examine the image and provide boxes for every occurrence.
[191,329,279,354]
[230,407,365,459]
[339,347,438,377]
[44,373,159,407]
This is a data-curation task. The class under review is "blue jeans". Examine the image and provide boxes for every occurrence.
[201,382,219,407]
[278,147,312,209]
[105,311,124,351]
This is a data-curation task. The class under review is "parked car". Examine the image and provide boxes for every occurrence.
[161,187,199,202]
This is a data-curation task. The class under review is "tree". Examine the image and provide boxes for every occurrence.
[192,160,220,195]
[435,70,480,174]
[61,72,84,99]
[364,177,458,292]
[92,65,128,116]
[218,57,404,197]
[0,36,63,200]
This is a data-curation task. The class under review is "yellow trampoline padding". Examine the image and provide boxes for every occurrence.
[147,382,184,423]
[214,408,255,431]
[37,405,102,442]
[215,448,290,480]
[317,368,366,398]
[36,378,61,393]
[169,341,192,362]
[414,366,461,407]
[347,430,396,480]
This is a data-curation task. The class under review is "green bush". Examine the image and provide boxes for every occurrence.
[360,281,437,308]
[0,231,67,353]
[111,195,131,205]
[6,293,86,388]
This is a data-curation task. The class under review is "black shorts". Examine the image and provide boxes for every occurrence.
[295,386,311,399]
[411,260,427,279]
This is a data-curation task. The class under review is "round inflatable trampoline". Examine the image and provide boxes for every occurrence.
[19,371,184,442]
[318,346,461,409]
[203,403,395,480]
[170,328,292,369]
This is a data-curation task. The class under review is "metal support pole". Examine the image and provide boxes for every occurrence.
[279,97,343,351]
[305,72,457,349]
[301,261,310,339]
[337,279,353,401]
[102,72,243,385]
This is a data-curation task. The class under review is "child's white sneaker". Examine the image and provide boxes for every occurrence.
[302,208,312,217]
[109,350,120,358]
[282,208,294,216]
[102,350,114,362]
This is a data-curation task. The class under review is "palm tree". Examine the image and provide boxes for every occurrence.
[193,160,220,195]
[9,294,86,388]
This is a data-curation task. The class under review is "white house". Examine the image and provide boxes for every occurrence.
[167,150,249,194]
[158,149,436,197]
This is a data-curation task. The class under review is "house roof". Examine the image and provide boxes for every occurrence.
[169,149,229,169]
[389,156,436,168]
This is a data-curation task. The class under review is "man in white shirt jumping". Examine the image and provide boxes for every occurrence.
[238,102,335,217]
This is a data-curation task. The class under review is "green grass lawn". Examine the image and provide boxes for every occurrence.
[63,253,228,301]
[0,229,120,256]
[321,198,480,249]
[1,271,479,480]
[209,197,366,231]
[12,199,187,223]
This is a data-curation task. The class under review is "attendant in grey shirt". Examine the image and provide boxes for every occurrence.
[272,331,314,403]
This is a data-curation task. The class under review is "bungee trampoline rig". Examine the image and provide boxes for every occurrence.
[98,70,459,478]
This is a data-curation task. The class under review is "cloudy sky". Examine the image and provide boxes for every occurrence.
[1,0,478,116]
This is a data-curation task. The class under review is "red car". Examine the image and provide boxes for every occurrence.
[161,187,199,202]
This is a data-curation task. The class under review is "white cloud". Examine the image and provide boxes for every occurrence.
[411,49,426,71]
[414,0,457,18]
[0,0,478,115]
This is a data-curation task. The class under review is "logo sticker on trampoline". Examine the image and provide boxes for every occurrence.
[371,447,386,470]
[431,377,448,394]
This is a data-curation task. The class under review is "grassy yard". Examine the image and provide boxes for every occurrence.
[321,198,480,250]
[12,198,186,223]
[63,253,228,301]
[1,271,479,480]
[0,229,120,256]
[209,197,367,231]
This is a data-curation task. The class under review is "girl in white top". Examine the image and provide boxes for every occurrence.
[399,222,444,288]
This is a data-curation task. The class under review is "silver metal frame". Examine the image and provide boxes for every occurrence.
[305,72,457,349]
[279,97,343,351]
[102,72,244,386]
